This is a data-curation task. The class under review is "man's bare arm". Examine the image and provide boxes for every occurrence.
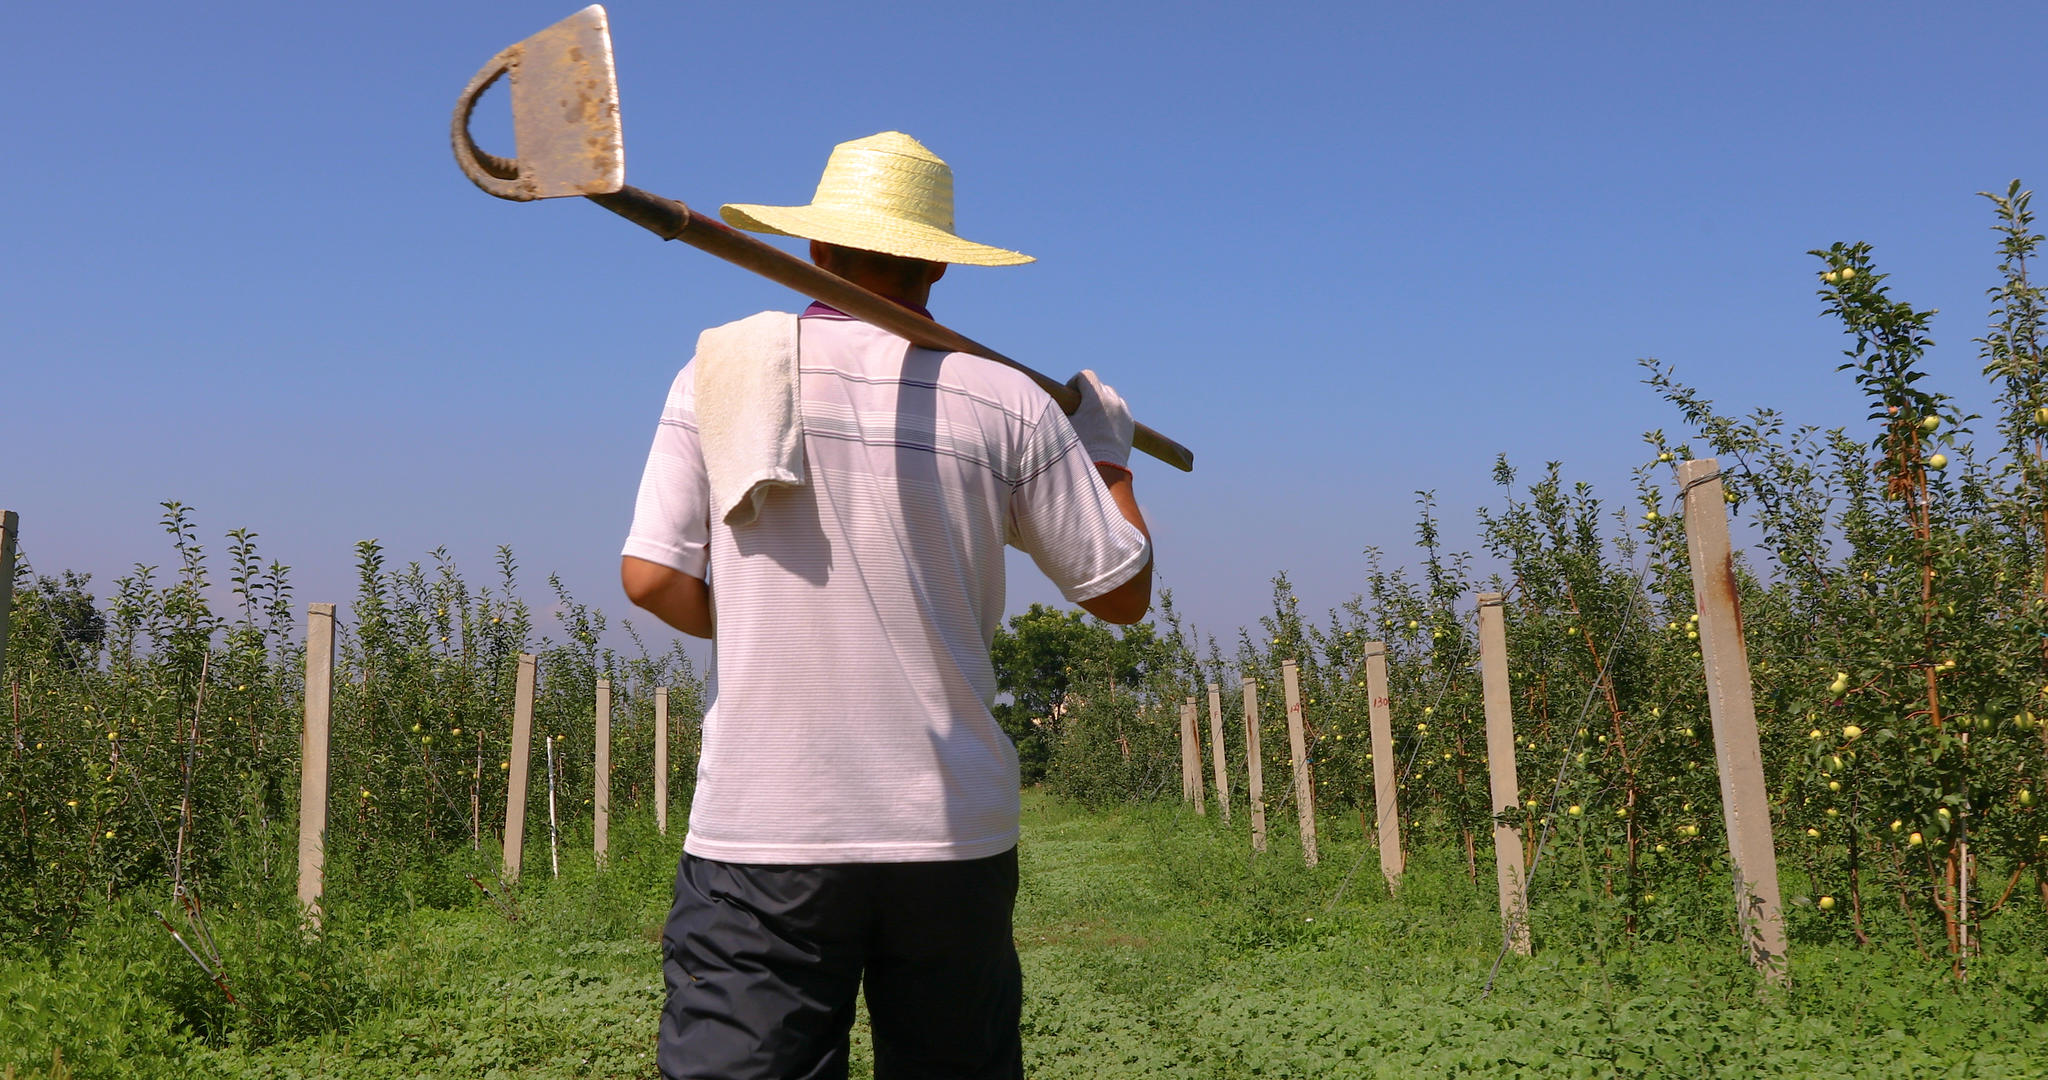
[621,556,714,638]
[1077,465,1153,625]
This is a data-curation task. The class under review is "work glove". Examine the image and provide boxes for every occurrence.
[1065,369,1134,474]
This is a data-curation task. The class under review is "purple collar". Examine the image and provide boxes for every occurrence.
[803,299,934,322]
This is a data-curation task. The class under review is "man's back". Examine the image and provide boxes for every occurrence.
[625,130,1153,1080]
[626,307,1149,863]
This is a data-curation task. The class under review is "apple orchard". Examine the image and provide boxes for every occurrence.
[9,183,2048,1022]
[1016,182,2048,964]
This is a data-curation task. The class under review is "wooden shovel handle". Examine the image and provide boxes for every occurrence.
[587,186,1195,473]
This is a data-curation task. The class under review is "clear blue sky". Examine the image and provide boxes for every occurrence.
[7,1,2045,660]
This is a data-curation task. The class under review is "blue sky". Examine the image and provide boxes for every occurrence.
[6,1,2045,661]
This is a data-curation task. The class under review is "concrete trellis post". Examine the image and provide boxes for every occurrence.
[297,603,335,923]
[1242,677,1267,853]
[0,511,16,686]
[1177,701,1190,803]
[654,686,670,836]
[594,677,611,867]
[1206,683,1231,824]
[1679,458,1790,985]
[1477,593,1531,956]
[1181,696,1206,814]
[1362,642,1404,889]
[503,653,537,885]
[1282,660,1317,868]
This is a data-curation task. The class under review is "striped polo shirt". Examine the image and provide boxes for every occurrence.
[623,303,1151,863]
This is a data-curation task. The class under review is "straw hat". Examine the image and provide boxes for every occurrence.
[721,132,1034,267]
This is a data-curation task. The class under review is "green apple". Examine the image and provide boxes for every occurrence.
[1920,416,1940,432]
[1818,895,1836,911]
[1842,724,1862,740]
[1567,804,1583,817]
[1927,453,1948,470]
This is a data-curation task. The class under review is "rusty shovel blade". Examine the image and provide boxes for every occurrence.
[452,5,623,200]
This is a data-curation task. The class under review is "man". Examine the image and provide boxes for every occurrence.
[620,131,1153,1080]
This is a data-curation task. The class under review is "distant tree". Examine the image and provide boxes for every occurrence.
[991,603,1176,784]
[26,571,106,670]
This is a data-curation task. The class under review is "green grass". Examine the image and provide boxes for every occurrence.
[7,794,2048,1078]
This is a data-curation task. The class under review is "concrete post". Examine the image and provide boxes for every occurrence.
[1177,701,1191,803]
[1243,677,1267,854]
[1363,642,1404,890]
[654,686,670,836]
[0,511,15,687]
[1679,458,1790,985]
[1477,593,1532,956]
[1207,682,1231,824]
[296,603,335,924]
[1282,660,1317,868]
[1183,696,1206,814]
[503,653,537,885]
[594,677,610,867]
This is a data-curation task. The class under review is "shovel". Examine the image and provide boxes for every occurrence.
[451,5,1193,473]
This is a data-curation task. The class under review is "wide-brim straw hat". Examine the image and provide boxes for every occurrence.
[721,132,1034,267]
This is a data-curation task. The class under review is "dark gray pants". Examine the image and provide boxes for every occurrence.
[659,848,1023,1080]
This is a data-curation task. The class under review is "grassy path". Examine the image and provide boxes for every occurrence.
[7,793,2048,1077]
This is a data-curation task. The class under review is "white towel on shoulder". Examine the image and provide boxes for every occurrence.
[695,310,803,527]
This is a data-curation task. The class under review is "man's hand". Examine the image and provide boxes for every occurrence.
[621,557,714,638]
[1066,370,1134,473]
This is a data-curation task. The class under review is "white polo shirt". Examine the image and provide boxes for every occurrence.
[623,304,1151,863]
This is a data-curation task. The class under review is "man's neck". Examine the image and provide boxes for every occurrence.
[803,298,934,322]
